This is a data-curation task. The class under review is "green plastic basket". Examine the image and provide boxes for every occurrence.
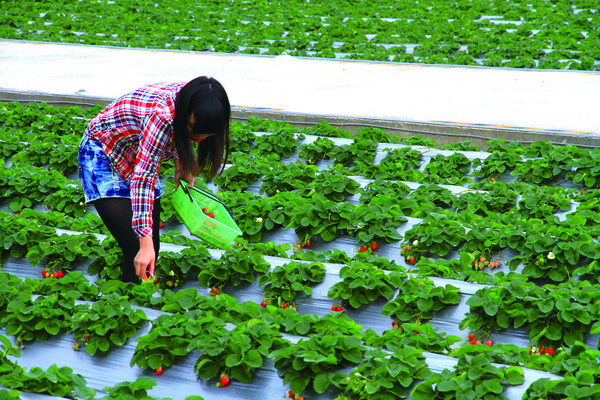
[172,179,242,249]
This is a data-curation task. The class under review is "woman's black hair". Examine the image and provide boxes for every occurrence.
[173,76,230,179]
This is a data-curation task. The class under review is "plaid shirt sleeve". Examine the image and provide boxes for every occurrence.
[130,111,172,238]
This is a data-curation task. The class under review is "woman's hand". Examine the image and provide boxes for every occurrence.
[175,169,195,190]
[135,236,155,280]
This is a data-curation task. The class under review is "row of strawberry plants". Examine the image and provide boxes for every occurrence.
[1,0,598,70]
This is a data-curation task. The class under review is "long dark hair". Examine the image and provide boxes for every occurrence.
[173,76,230,179]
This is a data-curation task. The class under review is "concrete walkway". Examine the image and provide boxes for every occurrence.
[1,39,599,145]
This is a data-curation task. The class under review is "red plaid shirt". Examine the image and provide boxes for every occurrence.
[84,81,185,238]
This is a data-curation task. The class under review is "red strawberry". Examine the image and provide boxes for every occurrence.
[490,178,495,182]
[370,242,377,250]
[479,257,486,262]
[392,321,397,327]
[207,213,215,218]
[299,242,304,248]
[359,246,367,253]
[472,260,476,267]
[474,340,481,345]
[156,366,163,375]
[409,256,415,264]
[42,270,47,278]
[288,391,294,398]
[331,306,336,311]
[470,340,476,344]
[282,304,288,309]
[261,301,267,307]
[219,374,230,387]
[213,287,219,293]
[468,334,474,341]
[159,221,164,228]
[414,329,418,334]
[540,347,546,355]
[486,340,492,346]
[16,210,21,215]
[56,271,64,279]
[336,306,343,312]
[546,348,554,356]
[202,208,207,212]
[305,241,310,247]
[297,397,304,400]
[154,279,158,284]
[404,248,409,252]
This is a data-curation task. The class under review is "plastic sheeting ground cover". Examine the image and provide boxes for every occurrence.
[0,132,583,399]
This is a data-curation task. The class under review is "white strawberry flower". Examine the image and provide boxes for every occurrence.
[276,190,280,193]
[170,270,175,276]
[413,240,419,246]
[547,252,555,260]
[79,202,84,205]
[256,217,263,222]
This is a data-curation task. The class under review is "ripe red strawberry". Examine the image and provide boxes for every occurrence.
[261,301,267,307]
[207,213,215,218]
[486,340,492,346]
[305,241,310,247]
[288,390,294,398]
[404,248,409,252]
[409,256,415,264]
[336,306,343,312]
[154,279,158,284]
[546,348,554,356]
[468,334,474,340]
[474,340,481,345]
[56,271,63,279]
[332,306,336,311]
[392,321,397,327]
[202,208,207,213]
[282,304,288,309]
[370,242,377,250]
[156,366,163,375]
[42,270,47,278]
[470,340,476,345]
[159,221,164,228]
[219,374,230,387]
[414,329,418,334]
[213,287,219,293]
[297,397,304,400]
[16,210,21,215]
[490,178,496,182]
[299,242,304,248]
[540,347,546,355]
[359,246,366,253]
[472,260,476,267]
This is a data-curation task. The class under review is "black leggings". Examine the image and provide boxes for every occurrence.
[92,197,162,283]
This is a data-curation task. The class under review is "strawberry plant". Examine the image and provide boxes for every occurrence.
[358,178,411,204]
[298,136,337,164]
[408,183,455,210]
[364,322,462,354]
[327,261,403,308]
[229,127,257,152]
[331,346,430,399]
[259,261,326,306]
[524,376,600,400]
[472,150,523,179]
[98,376,199,400]
[402,211,467,258]
[515,184,573,220]
[190,320,289,384]
[131,309,225,371]
[567,148,600,188]
[270,332,366,394]
[380,147,423,170]
[461,277,600,347]
[198,246,270,288]
[86,237,124,280]
[381,275,461,323]
[284,194,352,242]
[411,346,525,400]
[259,161,317,196]
[300,120,351,138]
[154,247,211,288]
[342,195,409,243]
[0,362,96,400]
[329,139,378,167]
[423,152,473,185]
[3,292,75,347]
[214,153,265,192]
[250,130,302,160]
[302,168,360,201]
[71,293,148,355]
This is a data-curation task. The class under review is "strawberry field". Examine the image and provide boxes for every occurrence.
[1,0,598,70]
[2,101,600,399]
